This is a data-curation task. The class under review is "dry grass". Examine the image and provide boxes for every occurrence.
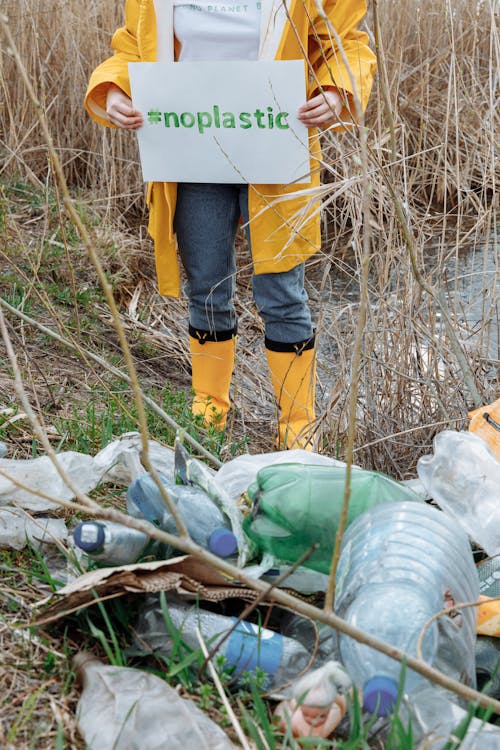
[1,0,496,475]
[0,4,498,743]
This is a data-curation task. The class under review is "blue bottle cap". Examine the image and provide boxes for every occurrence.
[209,528,238,558]
[73,522,105,553]
[363,675,398,717]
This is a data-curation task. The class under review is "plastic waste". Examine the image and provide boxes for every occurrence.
[212,449,348,509]
[405,684,500,749]
[73,520,151,566]
[73,651,234,750]
[127,473,238,558]
[260,565,330,594]
[0,441,8,458]
[475,636,500,699]
[174,439,249,564]
[243,464,421,573]
[274,661,352,739]
[0,431,174,512]
[335,501,479,716]
[475,556,500,636]
[417,430,500,556]
[134,594,312,694]
[0,507,67,551]
[281,611,339,659]
[468,397,500,462]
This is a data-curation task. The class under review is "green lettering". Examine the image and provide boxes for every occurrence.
[197,111,212,134]
[253,108,266,128]
[239,112,252,129]
[275,112,289,129]
[180,112,195,128]
[164,112,180,128]
[213,105,221,128]
[267,106,274,129]
[222,112,236,128]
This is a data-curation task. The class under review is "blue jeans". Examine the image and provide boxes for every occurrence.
[174,182,313,343]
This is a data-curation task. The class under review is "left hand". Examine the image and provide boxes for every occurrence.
[297,89,343,128]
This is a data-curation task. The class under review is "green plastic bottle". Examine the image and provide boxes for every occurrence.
[243,464,421,574]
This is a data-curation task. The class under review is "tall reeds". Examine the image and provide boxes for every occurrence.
[0,0,498,474]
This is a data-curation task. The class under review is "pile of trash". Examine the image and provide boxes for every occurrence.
[2,398,500,749]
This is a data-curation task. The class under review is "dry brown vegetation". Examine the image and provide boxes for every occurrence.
[0,1,498,746]
[1,0,498,473]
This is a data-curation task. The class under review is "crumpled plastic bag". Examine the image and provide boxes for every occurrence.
[0,432,175,511]
[75,653,234,750]
[0,507,67,550]
[417,430,500,555]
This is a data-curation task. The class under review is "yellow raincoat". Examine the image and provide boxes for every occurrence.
[85,0,376,296]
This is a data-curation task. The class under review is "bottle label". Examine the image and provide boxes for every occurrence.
[225,619,282,681]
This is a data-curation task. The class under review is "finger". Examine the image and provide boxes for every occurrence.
[108,111,144,129]
[298,94,324,114]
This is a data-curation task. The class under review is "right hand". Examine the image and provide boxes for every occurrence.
[106,84,143,130]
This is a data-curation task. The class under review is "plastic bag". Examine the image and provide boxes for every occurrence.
[417,430,500,555]
[0,507,67,550]
[0,432,174,511]
[74,652,234,750]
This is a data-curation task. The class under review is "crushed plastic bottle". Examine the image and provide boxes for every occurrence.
[73,651,234,750]
[244,463,421,573]
[335,501,479,716]
[128,473,238,558]
[73,520,151,566]
[134,594,312,694]
[280,612,339,665]
[417,430,500,555]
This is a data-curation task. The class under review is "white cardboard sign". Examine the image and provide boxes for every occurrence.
[128,60,310,184]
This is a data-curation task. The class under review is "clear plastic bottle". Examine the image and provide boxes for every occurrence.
[135,595,311,692]
[280,611,340,666]
[335,501,479,716]
[72,520,150,566]
[127,474,237,558]
[243,463,421,573]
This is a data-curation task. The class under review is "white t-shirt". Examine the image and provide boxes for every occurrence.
[173,0,261,61]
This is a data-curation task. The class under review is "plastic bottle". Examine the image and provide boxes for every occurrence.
[73,651,233,750]
[134,594,311,692]
[243,463,421,573]
[280,611,340,666]
[334,501,479,716]
[127,473,238,558]
[72,520,150,566]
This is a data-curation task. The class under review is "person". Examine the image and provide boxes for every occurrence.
[85,0,376,449]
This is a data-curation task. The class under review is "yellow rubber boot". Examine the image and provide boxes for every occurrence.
[265,339,316,450]
[189,328,236,430]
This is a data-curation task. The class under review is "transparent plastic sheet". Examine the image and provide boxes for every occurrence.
[74,653,234,750]
[0,507,67,551]
[417,430,500,555]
